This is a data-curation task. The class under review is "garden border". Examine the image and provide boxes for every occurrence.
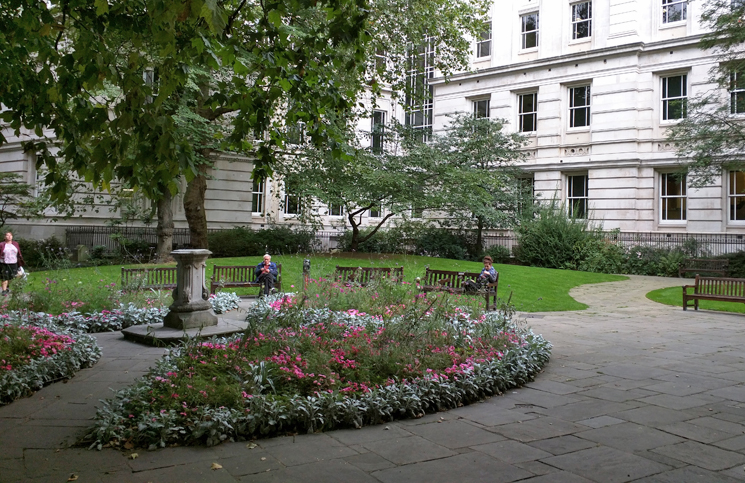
[83,305,551,449]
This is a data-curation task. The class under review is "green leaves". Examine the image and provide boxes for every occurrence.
[94,0,109,15]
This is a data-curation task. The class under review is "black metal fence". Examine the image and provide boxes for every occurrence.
[65,226,193,252]
[65,226,745,258]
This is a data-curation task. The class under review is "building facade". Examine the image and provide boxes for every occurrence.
[433,0,742,234]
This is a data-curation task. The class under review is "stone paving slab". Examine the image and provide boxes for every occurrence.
[371,451,533,483]
[541,446,671,483]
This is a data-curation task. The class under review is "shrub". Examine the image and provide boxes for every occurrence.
[339,222,427,253]
[414,227,475,260]
[340,223,481,260]
[484,245,511,264]
[576,235,626,274]
[515,201,595,269]
[723,251,745,278]
[16,236,69,270]
[208,226,316,258]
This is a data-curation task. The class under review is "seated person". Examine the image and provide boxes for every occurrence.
[464,256,497,293]
[255,254,279,295]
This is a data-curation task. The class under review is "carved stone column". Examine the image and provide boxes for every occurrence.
[163,249,218,330]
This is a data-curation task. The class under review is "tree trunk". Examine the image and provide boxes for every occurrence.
[476,216,484,255]
[348,213,360,251]
[155,190,174,262]
[184,163,209,249]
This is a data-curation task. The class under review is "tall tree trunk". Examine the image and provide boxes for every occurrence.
[155,190,174,262]
[348,213,360,251]
[476,216,484,255]
[184,163,209,249]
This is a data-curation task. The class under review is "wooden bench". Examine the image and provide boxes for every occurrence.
[420,268,499,311]
[679,258,729,277]
[683,275,745,310]
[334,266,404,286]
[210,264,282,294]
[121,267,177,291]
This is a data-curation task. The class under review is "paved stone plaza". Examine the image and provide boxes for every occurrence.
[3,275,745,482]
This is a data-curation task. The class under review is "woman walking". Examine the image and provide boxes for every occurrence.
[0,232,23,296]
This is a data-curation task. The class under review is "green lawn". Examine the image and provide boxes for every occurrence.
[23,253,626,312]
[647,285,745,314]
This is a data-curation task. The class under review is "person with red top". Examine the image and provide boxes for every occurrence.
[0,232,24,296]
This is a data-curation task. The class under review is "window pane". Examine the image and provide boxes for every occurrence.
[523,32,537,49]
[521,94,535,112]
[571,87,587,107]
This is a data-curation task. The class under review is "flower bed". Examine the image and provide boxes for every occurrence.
[2,292,240,334]
[84,294,551,449]
[0,319,101,405]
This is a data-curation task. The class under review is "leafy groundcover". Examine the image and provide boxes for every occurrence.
[1,314,102,405]
[84,294,551,450]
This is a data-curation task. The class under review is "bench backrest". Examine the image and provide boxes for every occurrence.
[683,258,729,271]
[334,266,403,285]
[423,268,482,289]
[694,275,745,297]
[212,264,282,283]
[121,267,177,289]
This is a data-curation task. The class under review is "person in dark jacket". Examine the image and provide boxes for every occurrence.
[464,255,497,293]
[0,232,24,296]
[255,254,278,296]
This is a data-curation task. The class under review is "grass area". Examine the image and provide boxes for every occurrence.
[647,285,745,314]
[20,253,626,312]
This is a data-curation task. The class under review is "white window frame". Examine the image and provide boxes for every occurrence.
[518,92,538,132]
[473,99,490,119]
[661,74,688,121]
[521,12,539,50]
[566,174,589,219]
[662,0,687,24]
[369,205,382,218]
[251,179,265,215]
[569,85,591,129]
[731,71,745,116]
[660,173,687,223]
[283,193,301,215]
[476,23,492,58]
[328,203,344,217]
[729,171,745,222]
[571,2,592,40]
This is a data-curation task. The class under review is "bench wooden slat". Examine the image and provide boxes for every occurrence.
[210,264,282,294]
[121,267,178,291]
[333,266,404,286]
[683,275,745,310]
[421,268,499,311]
[679,258,729,277]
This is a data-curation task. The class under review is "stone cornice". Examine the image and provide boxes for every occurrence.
[430,35,708,85]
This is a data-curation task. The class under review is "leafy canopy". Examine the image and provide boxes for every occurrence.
[666,0,745,186]
[0,0,369,203]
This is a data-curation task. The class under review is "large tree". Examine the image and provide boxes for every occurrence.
[666,0,745,186]
[0,0,488,253]
[1,0,369,250]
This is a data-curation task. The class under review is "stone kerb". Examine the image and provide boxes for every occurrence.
[162,249,218,330]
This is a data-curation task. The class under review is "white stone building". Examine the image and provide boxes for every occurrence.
[433,0,742,235]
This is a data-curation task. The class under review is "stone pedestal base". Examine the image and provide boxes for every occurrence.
[161,249,218,331]
[163,309,218,330]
